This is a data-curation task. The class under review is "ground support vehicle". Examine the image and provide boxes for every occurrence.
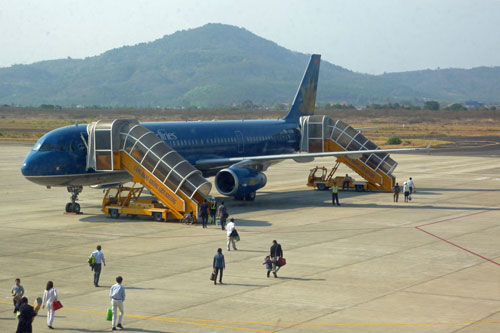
[102,185,170,222]
[307,164,369,192]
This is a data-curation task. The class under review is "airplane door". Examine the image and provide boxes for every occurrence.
[235,131,244,153]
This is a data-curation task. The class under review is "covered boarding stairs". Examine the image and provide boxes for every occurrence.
[87,119,211,220]
[300,115,397,191]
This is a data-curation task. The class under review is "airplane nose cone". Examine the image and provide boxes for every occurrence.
[21,153,36,176]
[21,151,57,177]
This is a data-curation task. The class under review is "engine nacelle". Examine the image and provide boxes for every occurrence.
[215,167,267,199]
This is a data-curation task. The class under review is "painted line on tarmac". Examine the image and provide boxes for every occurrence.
[0,301,272,332]
[0,224,397,240]
[415,210,500,267]
[2,301,500,329]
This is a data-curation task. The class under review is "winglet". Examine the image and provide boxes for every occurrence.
[283,54,321,122]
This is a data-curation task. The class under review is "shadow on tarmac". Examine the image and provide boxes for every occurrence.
[277,276,326,281]
[59,328,170,333]
[218,283,266,287]
[55,329,103,332]
[126,286,155,290]
[77,186,499,224]
[339,203,499,211]
[417,187,500,194]
[79,215,271,227]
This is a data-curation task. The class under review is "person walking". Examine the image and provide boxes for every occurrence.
[42,281,57,329]
[109,276,126,331]
[342,174,352,190]
[407,177,416,200]
[263,256,273,278]
[209,197,217,224]
[90,245,106,287]
[331,182,340,206]
[393,182,401,203]
[226,218,238,251]
[200,199,209,228]
[212,248,225,285]
[16,297,37,333]
[217,201,228,230]
[403,181,410,203]
[270,240,283,278]
[11,278,24,313]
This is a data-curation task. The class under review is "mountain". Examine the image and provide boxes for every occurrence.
[0,23,498,107]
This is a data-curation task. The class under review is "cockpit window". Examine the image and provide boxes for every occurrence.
[39,142,70,152]
[32,141,42,151]
[32,133,86,153]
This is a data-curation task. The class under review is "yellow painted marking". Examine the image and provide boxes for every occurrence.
[62,307,274,332]
[2,301,500,328]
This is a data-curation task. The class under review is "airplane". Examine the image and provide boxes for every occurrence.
[21,54,428,213]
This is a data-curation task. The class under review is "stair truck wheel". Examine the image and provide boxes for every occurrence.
[110,209,120,219]
[153,212,163,222]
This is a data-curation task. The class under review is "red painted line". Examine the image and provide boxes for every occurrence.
[417,210,489,228]
[415,211,500,267]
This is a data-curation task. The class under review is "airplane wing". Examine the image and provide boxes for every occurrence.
[195,145,431,171]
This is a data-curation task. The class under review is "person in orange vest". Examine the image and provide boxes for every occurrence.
[331,182,340,206]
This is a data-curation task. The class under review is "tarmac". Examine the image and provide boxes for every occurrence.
[0,141,499,332]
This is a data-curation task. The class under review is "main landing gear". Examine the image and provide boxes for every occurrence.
[66,186,83,213]
[234,191,256,201]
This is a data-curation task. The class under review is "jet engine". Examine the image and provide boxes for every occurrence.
[215,167,267,201]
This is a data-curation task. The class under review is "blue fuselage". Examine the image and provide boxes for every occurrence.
[21,119,301,186]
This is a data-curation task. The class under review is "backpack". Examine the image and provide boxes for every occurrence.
[88,255,96,267]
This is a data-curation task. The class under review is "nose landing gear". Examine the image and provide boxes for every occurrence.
[66,186,83,213]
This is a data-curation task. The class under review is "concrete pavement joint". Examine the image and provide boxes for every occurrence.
[415,210,500,267]
[3,301,500,329]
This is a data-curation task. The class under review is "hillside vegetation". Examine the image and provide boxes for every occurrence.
[0,24,499,107]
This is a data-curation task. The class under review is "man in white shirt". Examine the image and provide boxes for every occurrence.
[226,218,237,251]
[407,177,416,195]
[109,276,126,330]
[91,245,106,287]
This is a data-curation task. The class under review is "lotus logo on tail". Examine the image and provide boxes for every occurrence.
[298,76,318,116]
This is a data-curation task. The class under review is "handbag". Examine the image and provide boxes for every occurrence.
[106,305,113,321]
[277,257,286,267]
[235,235,240,242]
[52,300,63,311]
[210,272,215,281]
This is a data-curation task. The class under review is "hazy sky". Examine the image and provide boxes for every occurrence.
[1,0,499,74]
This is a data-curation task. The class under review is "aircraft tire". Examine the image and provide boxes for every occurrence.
[234,195,244,201]
[317,183,326,191]
[65,203,72,213]
[245,192,256,201]
[73,203,81,213]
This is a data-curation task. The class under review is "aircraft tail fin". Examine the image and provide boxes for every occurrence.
[283,54,321,122]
